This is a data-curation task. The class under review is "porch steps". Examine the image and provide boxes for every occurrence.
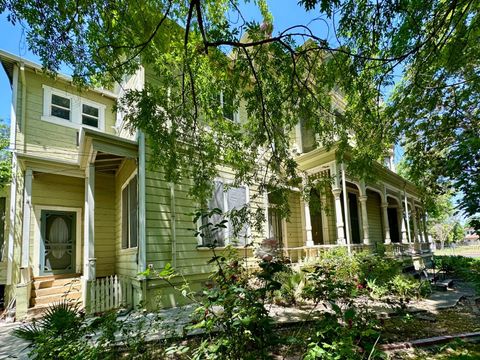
[28,274,82,317]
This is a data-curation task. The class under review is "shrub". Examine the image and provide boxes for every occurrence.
[303,305,383,359]
[272,267,305,305]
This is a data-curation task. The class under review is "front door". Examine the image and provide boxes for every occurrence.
[40,210,76,275]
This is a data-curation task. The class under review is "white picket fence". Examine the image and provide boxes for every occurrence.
[88,275,133,314]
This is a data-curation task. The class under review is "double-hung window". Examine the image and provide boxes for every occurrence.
[51,94,71,121]
[200,180,249,247]
[82,104,100,128]
[122,174,138,249]
[42,85,105,130]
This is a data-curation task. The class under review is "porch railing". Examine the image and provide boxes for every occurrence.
[283,242,432,263]
[87,275,133,314]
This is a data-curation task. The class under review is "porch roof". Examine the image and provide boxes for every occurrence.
[78,128,138,173]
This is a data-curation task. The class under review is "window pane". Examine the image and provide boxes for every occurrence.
[51,105,70,120]
[122,187,129,249]
[52,94,70,108]
[82,104,99,117]
[82,115,98,128]
[129,176,138,248]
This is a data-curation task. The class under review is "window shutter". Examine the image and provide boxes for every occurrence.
[129,176,138,248]
[206,181,225,246]
[122,186,129,249]
[227,186,248,245]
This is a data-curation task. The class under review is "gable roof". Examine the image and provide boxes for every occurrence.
[0,49,117,99]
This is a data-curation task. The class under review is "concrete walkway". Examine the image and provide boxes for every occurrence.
[0,322,30,360]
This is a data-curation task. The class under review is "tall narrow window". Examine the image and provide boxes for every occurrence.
[82,104,99,128]
[51,94,71,120]
[200,181,248,247]
[122,175,138,249]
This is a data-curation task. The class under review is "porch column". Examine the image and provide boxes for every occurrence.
[381,202,391,244]
[303,200,314,247]
[359,195,370,245]
[422,210,430,245]
[399,202,409,244]
[20,169,33,283]
[411,206,420,251]
[404,193,412,243]
[358,181,369,245]
[332,188,346,245]
[84,164,95,281]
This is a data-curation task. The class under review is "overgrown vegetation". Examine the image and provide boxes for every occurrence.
[14,301,159,359]
[434,255,480,293]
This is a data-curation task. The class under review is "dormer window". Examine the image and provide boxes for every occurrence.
[42,85,105,131]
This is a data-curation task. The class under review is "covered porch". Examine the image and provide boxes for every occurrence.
[13,129,141,318]
[277,155,431,264]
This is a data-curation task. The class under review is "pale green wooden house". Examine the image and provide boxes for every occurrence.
[0,50,431,320]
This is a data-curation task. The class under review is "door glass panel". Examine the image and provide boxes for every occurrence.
[43,211,75,274]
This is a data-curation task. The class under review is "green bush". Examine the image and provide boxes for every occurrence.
[272,267,305,305]
[303,305,383,359]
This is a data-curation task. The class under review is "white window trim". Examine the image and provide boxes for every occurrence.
[197,178,250,247]
[219,91,240,123]
[121,171,138,250]
[42,85,106,131]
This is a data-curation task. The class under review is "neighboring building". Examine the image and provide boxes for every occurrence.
[0,50,431,319]
[464,228,479,244]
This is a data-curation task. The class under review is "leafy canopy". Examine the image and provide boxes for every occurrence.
[1,0,479,227]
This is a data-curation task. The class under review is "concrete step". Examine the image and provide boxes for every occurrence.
[31,291,82,307]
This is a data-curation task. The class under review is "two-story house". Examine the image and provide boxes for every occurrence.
[0,49,431,320]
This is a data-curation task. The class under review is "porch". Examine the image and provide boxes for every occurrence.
[272,156,432,265]
[12,129,141,318]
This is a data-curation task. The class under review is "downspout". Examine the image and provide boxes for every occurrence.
[170,182,177,268]
[6,64,19,285]
[341,162,351,256]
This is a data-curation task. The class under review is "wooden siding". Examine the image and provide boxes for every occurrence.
[95,173,116,277]
[30,173,84,274]
[16,69,117,163]
[285,192,303,248]
[366,190,383,244]
[144,144,262,277]
[115,159,137,277]
[5,166,24,302]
